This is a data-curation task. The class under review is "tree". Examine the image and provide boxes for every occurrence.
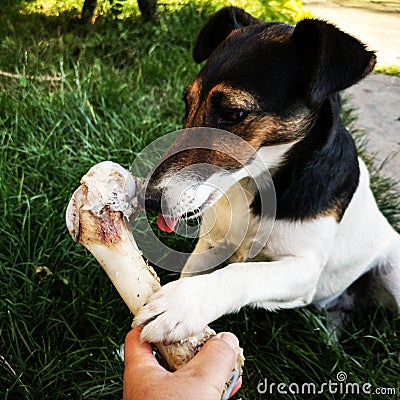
[137,0,157,20]
[81,0,97,23]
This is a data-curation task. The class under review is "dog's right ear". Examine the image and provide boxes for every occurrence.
[292,19,376,107]
[193,6,259,63]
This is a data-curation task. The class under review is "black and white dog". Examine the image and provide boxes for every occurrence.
[136,7,400,343]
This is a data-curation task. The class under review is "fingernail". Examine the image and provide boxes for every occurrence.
[222,371,240,400]
[216,332,239,350]
[231,377,242,396]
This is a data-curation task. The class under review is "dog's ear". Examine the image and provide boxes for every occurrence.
[193,6,259,63]
[292,19,376,107]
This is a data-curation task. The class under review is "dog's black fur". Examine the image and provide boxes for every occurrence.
[252,97,361,220]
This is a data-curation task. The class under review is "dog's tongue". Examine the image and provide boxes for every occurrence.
[157,214,180,233]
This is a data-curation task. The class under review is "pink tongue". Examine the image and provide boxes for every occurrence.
[157,214,180,233]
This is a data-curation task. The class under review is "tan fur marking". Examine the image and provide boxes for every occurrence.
[199,177,261,263]
[182,81,311,171]
[317,200,352,223]
[208,83,260,111]
[184,78,203,127]
[241,111,311,147]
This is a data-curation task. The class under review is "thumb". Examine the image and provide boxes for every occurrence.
[182,332,239,392]
[124,328,162,370]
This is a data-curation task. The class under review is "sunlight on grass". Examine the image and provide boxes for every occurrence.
[19,0,309,21]
[22,0,82,15]
[375,64,400,76]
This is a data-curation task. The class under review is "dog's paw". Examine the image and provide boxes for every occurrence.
[135,276,218,343]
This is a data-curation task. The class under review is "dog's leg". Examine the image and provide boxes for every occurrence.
[181,241,208,277]
[180,239,225,276]
[320,273,374,340]
[136,256,325,343]
[180,211,228,276]
[320,238,400,341]
[181,178,257,277]
[371,236,400,313]
[136,217,337,343]
[320,232,400,340]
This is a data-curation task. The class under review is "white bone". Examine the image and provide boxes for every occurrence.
[65,161,243,376]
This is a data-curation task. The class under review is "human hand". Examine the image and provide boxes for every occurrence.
[123,328,242,400]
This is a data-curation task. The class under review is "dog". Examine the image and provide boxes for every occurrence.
[136,6,400,344]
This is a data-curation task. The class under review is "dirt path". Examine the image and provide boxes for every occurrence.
[346,74,400,183]
[303,0,400,67]
[303,0,400,184]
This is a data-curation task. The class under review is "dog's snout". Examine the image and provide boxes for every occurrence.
[144,187,162,212]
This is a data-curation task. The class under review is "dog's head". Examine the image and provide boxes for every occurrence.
[145,7,376,230]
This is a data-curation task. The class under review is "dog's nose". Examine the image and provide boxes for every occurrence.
[144,187,162,212]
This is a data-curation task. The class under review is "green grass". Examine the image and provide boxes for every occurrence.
[0,1,399,399]
[375,65,400,77]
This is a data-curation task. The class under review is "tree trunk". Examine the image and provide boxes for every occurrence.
[81,0,97,23]
[138,0,157,20]
[81,0,156,22]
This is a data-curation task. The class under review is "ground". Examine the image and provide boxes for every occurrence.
[303,0,400,185]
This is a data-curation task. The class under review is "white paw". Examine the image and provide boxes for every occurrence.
[135,276,219,343]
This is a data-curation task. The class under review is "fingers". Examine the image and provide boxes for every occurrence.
[182,332,241,394]
[124,329,170,400]
[124,328,161,369]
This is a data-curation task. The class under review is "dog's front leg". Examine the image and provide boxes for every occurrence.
[136,256,322,343]
[180,237,221,277]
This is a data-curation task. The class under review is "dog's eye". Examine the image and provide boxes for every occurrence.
[219,108,247,125]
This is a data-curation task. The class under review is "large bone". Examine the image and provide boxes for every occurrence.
[65,161,244,395]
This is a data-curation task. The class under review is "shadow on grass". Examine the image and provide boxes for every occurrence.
[1,3,215,80]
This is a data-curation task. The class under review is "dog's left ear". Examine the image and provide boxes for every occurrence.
[292,19,376,107]
[193,6,259,63]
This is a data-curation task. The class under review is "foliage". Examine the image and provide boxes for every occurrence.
[375,65,400,77]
